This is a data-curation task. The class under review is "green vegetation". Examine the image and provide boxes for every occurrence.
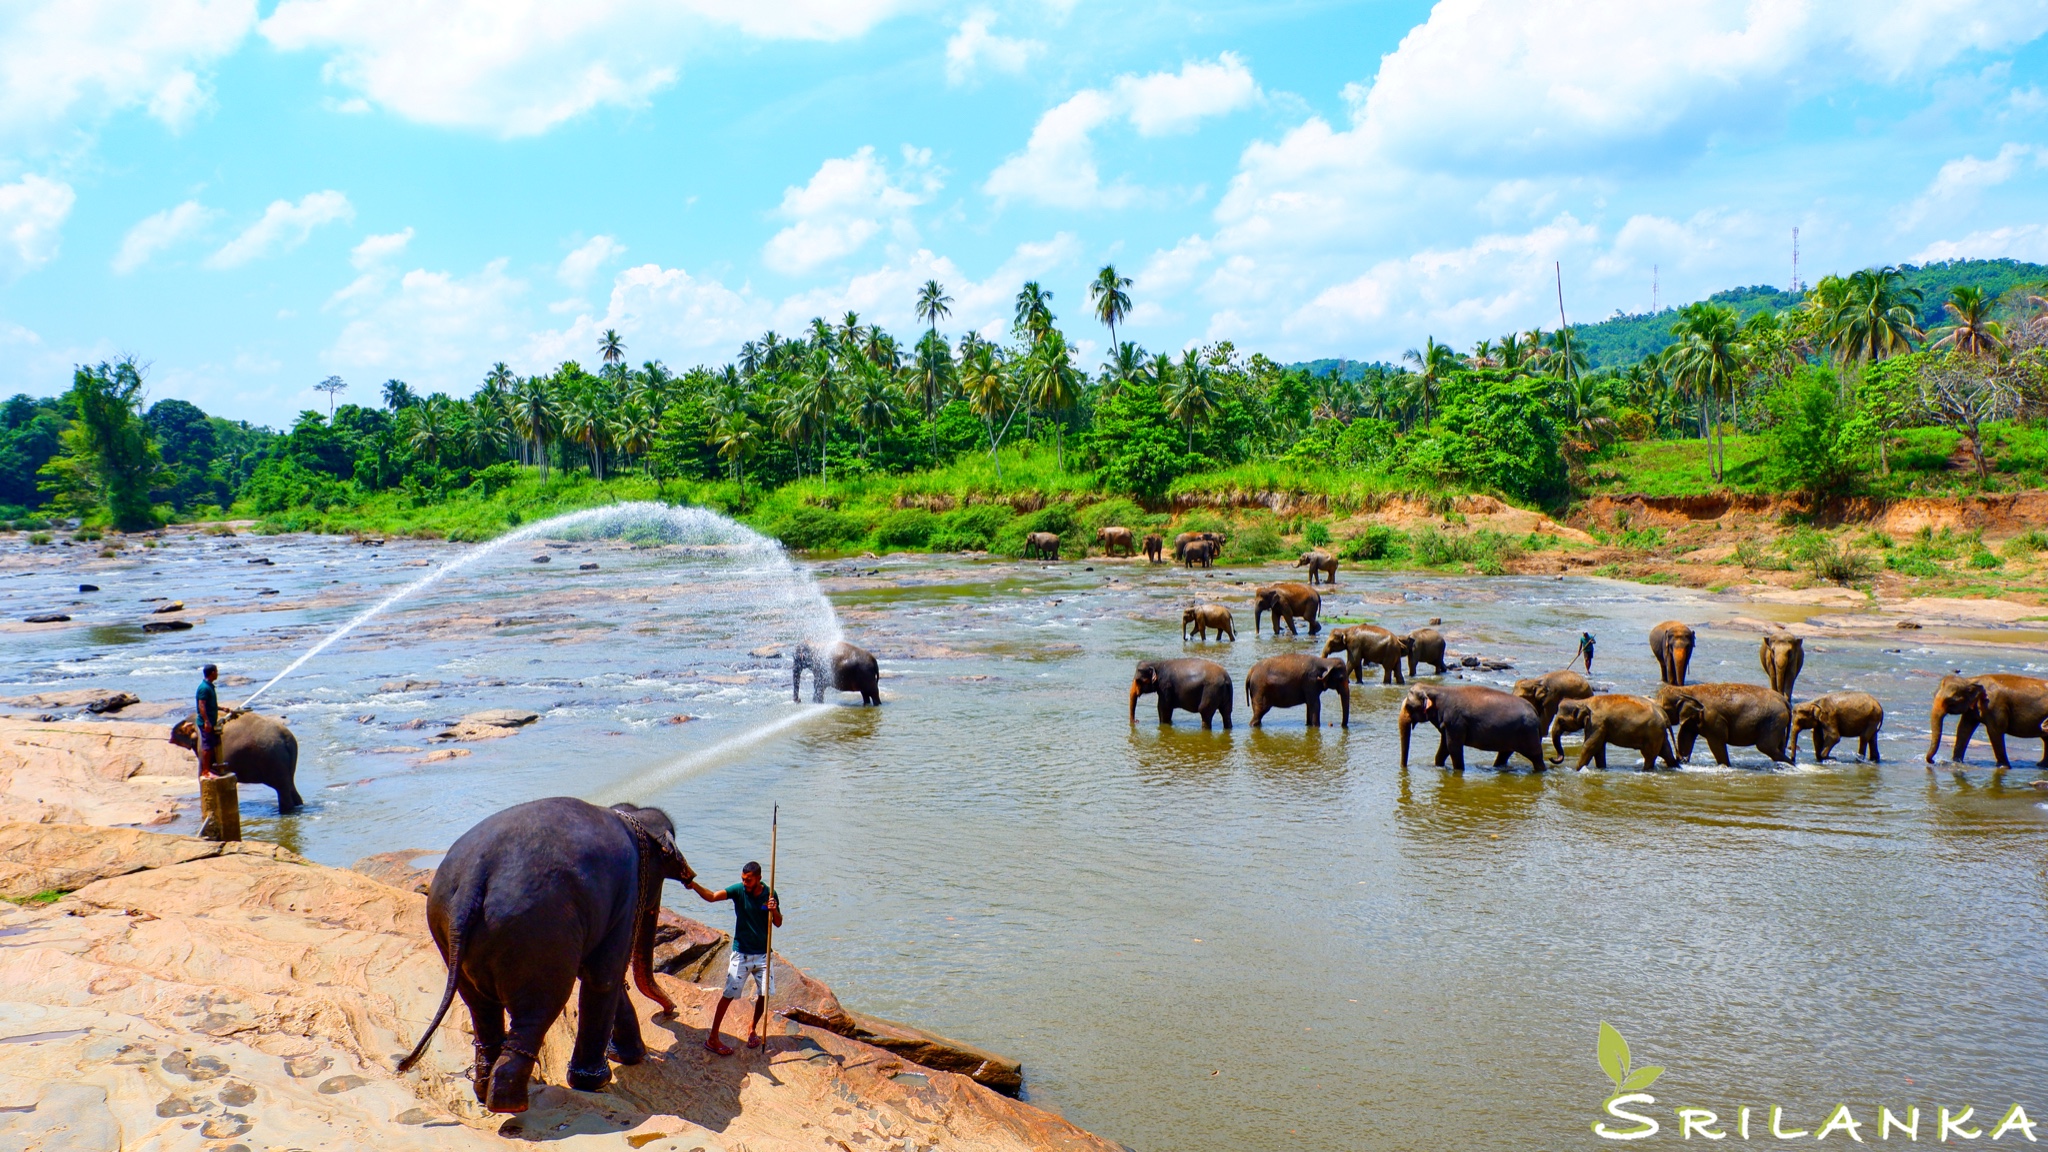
[2,889,66,907]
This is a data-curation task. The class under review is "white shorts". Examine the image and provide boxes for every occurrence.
[722,951,768,1000]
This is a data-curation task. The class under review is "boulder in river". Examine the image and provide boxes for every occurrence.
[142,620,194,633]
[150,601,185,613]
[578,562,599,570]
[430,710,540,742]
[78,584,98,592]
[23,613,69,623]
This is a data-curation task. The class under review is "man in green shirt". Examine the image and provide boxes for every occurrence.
[682,861,781,1055]
[195,664,223,778]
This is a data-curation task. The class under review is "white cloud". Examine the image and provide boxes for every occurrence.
[762,146,939,274]
[350,227,413,269]
[328,258,527,379]
[113,200,214,273]
[1913,224,2048,264]
[0,174,76,277]
[945,10,1040,85]
[1899,142,2046,227]
[985,56,1260,209]
[530,263,767,368]
[0,0,253,139]
[558,235,626,288]
[261,0,915,137]
[207,190,354,269]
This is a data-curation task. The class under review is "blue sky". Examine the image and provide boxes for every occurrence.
[3,0,2047,426]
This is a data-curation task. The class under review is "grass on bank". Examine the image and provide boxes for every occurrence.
[1580,421,2048,499]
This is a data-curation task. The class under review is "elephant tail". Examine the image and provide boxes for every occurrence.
[395,891,476,1073]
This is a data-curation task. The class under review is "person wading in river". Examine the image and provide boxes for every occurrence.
[683,861,782,1055]
[194,664,223,779]
[1577,632,1596,674]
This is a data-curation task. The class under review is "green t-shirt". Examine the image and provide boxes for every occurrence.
[196,679,219,729]
[725,883,777,955]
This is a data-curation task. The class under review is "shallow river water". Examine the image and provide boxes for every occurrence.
[6,524,2048,1151]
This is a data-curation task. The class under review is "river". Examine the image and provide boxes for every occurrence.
[5,526,2047,1151]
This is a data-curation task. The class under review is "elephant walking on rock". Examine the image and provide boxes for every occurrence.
[1649,621,1696,686]
[1131,658,1233,729]
[1398,684,1545,771]
[1926,673,2048,770]
[397,798,696,1114]
[170,710,303,813]
[1760,634,1805,701]
[1245,654,1350,728]
[793,640,881,705]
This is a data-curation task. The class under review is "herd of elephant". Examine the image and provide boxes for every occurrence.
[1028,525,1342,580]
[1136,587,2048,777]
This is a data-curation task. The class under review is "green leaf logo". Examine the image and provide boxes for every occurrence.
[1597,1022,1663,1097]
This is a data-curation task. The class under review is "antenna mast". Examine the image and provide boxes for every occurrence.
[1652,264,1659,314]
[1791,227,1800,293]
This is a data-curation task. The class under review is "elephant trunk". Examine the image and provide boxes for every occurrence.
[625,824,679,1017]
[1336,684,1350,728]
[1549,717,1565,758]
[1128,681,1142,724]
[1925,706,1947,764]
[1398,711,1413,767]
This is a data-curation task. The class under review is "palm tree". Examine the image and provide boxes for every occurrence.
[1400,337,1456,423]
[485,362,516,393]
[1090,265,1134,350]
[915,280,952,338]
[465,395,511,465]
[1023,330,1081,468]
[1545,326,1587,382]
[1663,302,1743,481]
[711,411,760,493]
[1014,282,1054,342]
[960,343,1019,479]
[614,400,656,475]
[910,329,955,457]
[561,390,611,479]
[405,395,451,464]
[1102,341,1145,395]
[511,376,558,479]
[599,329,625,368]
[1552,375,1616,446]
[1820,267,1923,363]
[1468,338,1497,368]
[1930,285,2004,357]
[1166,350,1222,453]
[1496,332,1526,372]
[382,379,418,411]
[851,368,898,457]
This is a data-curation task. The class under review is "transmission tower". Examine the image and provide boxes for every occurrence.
[1652,264,1659,313]
[1791,227,1800,293]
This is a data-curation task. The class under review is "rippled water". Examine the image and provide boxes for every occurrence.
[5,527,2047,1152]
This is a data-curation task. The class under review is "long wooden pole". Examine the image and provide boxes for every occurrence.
[764,805,778,1010]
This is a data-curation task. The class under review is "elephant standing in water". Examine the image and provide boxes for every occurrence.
[1655,683,1793,766]
[397,798,695,1114]
[1295,550,1338,584]
[1397,684,1545,771]
[1792,691,1884,763]
[1760,634,1805,700]
[170,710,303,812]
[1253,582,1322,636]
[1322,625,1409,684]
[1024,532,1061,560]
[1549,695,1676,771]
[1182,540,1217,569]
[793,641,881,705]
[1512,669,1594,732]
[1245,653,1350,728]
[1649,621,1696,686]
[1405,627,1449,676]
[1183,603,1235,641]
[1926,673,2048,770]
[1130,658,1233,729]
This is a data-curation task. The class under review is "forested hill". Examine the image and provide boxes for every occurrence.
[1291,258,2048,374]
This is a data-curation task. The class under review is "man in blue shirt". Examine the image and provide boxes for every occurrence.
[683,861,782,1055]
[195,664,223,778]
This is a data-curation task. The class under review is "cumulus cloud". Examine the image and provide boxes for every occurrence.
[1899,142,2046,228]
[985,55,1261,209]
[261,0,915,137]
[350,227,414,269]
[328,258,527,379]
[1913,223,2048,263]
[762,146,940,274]
[113,200,214,273]
[558,234,626,287]
[207,190,354,269]
[945,10,1040,85]
[0,174,76,277]
[0,0,253,140]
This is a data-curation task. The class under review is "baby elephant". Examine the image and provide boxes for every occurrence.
[1183,603,1235,641]
[1295,550,1338,585]
[1130,658,1233,729]
[1143,534,1164,563]
[1512,669,1594,732]
[1549,695,1676,771]
[1323,625,1410,684]
[1791,691,1884,763]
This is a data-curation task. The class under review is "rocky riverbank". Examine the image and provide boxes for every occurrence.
[0,821,1116,1152]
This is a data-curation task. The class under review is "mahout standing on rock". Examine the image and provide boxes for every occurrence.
[1182,603,1235,642]
[1253,582,1322,636]
[683,860,784,1055]
[1398,684,1545,771]
[1760,634,1805,701]
[1245,653,1349,728]
[397,798,696,1113]
[1130,658,1234,729]
[1926,673,2048,771]
[792,640,881,705]
[192,664,221,778]
[1548,695,1676,771]
[1655,683,1793,766]
[1649,621,1696,686]
[1791,691,1884,763]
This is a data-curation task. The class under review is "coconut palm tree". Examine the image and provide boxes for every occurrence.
[851,368,898,457]
[1467,338,1497,368]
[960,342,1019,479]
[614,400,656,475]
[1102,341,1145,395]
[1820,267,1922,363]
[511,376,558,479]
[599,329,626,369]
[1400,337,1457,424]
[1014,282,1054,342]
[910,329,955,457]
[465,395,511,465]
[1930,285,2004,357]
[1090,264,1133,350]
[1663,302,1743,481]
[1023,330,1081,469]
[1166,350,1223,453]
[382,379,419,411]
[915,280,952,339]
[711,411,760,493]
[1545,326,1587,382]
[561,390,611,479]
[405,395,451,464]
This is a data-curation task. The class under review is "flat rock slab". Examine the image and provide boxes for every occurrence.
[0,718,197,827]
[462,709,539,728]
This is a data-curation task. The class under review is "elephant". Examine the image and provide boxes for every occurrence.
[1183,603,1236,642]
[792,640,881,705]
[170,710,303,813]
[1253,582,1322,636]
[1244,653,1350,728]
[1130,658,1233,729]
[1512,669,1595,732]
[1174,531,1226,561]
[1322,624,1409,684]
[1760,634,1805,701]
[1096,526,1136,556]
[1649,621,1696,686]
[1655,683,1793,766]
[1791,691,1884,764]
[1143,534,1164,563]
[1397,684,1545,771]
[1406,627,1449,676]
[1295,550,1338,585]
[1183,540,1217,569]
[1926,673,2048,771]
[396,798,695,1114]
[1024,531,1061,560]
[1548,695,1676,771]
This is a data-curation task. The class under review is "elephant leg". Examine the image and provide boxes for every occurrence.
[1706,736,1731,767]
[1198,706,1214,730]
[276,781,304,814]
[1250,700,1268,728]
[569,966,628,1091]
[607,979,648,1067]
[1492,748,1511,768]
[1447,741,1466,772]
[1952,715,1979,763]
[1989,729,2012,771]
[1158,699,1175,725]
[488,1008,560,1113]
[1864,733,1880,763]
[459,982,504,1104]
[1572,739,1598,771]
[1220,702,1232,731]
[1305,697,1321,727]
